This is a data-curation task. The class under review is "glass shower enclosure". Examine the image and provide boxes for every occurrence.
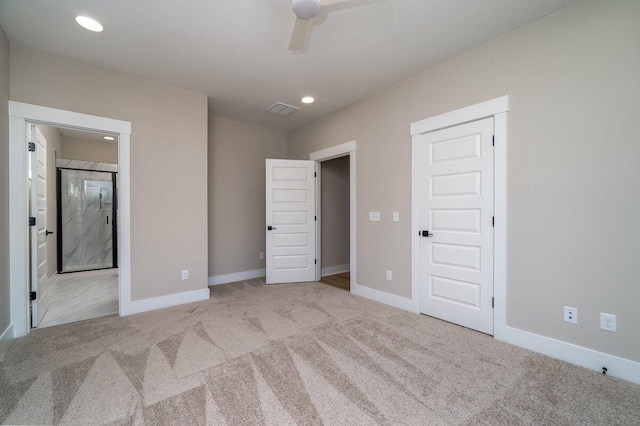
[58,168,117,273]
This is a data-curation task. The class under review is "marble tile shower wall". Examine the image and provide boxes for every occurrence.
[60,162,117,272]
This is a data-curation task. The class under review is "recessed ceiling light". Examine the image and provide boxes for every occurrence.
[75,15,104,32]
[301,96,315,104]
[103,136,115,141]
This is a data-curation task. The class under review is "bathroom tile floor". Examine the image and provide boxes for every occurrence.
[38,268,118,329]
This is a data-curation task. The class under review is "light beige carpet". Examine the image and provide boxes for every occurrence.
[1,278,638,425]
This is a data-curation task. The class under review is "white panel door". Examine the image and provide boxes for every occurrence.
[30,125,48,327]
[419,117,494,334]
[266,159,316,284]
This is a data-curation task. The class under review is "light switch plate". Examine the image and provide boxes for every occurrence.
[393,212,399,222]
[369,212,380,222]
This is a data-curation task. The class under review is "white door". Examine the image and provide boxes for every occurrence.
[29,125,48,327]
[419,117,494,334]
[266,159,316,284]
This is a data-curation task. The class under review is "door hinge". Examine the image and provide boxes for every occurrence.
[29,217,36,226]
[30,291,36,301]
[315,216,317,221]
[492,216,495,227]
[492,135,495,146]
[492,297,494,308]
[314,172,317,177]
[315,259,317,265]
[28,142,36,152]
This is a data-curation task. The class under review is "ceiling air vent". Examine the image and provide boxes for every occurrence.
[266,102,299,116]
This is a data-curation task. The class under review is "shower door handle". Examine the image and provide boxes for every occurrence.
[45,230,54,236]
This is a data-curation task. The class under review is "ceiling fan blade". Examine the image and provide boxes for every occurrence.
[321,0,353,6]
[289,17,310,51]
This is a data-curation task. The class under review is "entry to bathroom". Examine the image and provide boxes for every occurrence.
[28,123,119,328]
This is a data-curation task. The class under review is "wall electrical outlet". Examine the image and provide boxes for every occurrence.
[563,306,578,324]
[600,313,616,332]
[393,211,400,222]
[181,270,189,280]
[259,252,264,260]
[369,212,381,222]
[386,270,392,281]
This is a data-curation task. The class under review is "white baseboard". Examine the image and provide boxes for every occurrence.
[208,268,266,286]
[351,282,419,314]
[120,288,210,316]
[496,325,640,385]
[0,323,14,355]
[321,264,350,277]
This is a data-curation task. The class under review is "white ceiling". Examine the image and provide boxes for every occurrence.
[0,0,575,131]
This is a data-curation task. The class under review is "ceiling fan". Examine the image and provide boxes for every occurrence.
[289,0,360,50]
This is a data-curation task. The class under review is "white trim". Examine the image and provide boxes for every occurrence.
[321,264,350,277]
[117,133,132,317]
[208,268,266,286]
[410,133,422,314]
[349,152,356,290]
[0,323,14,355]
[310,140,356,162]
[497,326,640,385]
[120,289,210,316]
[9,101,131,135]
[310,141,357,291]
[9,115,29,338]
[351,283,418,313]
[410,96,509,136]
[493,112,508,341]
[9,102,132,338]
[315,162,322,281]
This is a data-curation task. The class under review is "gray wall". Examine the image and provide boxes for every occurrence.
[321,156,350,271]
[10,45,209,301]
[36,125,63,279]
[288,0,640,362]
[61,137,118,164]
[0,27,10,336]
[208,115,287,277]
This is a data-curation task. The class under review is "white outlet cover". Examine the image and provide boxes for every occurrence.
[386,270,392,281]
[259,252,264,260]
[600,313,616,332]
[181,270,189,280]
[369,212,380,222]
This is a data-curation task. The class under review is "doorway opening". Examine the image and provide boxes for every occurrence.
[28,123,120,329]
[317,155,350,292]
[9,101,132,338]
[310,140,357,292]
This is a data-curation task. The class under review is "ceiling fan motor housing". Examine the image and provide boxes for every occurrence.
[292,0,322,20]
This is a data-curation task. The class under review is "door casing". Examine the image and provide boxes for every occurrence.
[411,96,508,338]
[9,101,132,338]
[310,141,357,286]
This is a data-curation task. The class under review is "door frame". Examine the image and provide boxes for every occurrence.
[310,140,357,289]
[410,96,508,338]
[9,101,132,337]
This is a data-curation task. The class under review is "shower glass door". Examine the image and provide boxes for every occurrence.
[59,169,117,273]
